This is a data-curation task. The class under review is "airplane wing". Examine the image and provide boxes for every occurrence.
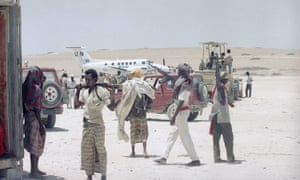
[109,66,130,74]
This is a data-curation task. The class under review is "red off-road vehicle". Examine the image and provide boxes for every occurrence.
[22,67,63,128]
[115,73,208,121]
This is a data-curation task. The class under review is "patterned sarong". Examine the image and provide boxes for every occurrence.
[24,111,46,157]
[130,117,148,145]
[81,124,106,176]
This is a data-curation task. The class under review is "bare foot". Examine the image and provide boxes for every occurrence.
[87,175,92,180]
[37,169,46,175]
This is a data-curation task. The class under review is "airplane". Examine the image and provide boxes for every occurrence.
[66,47,170,76]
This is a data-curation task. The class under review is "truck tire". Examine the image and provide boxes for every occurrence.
[42,81,63,109]
[197,82,208,102]
[188,112,199,121]
[167,103,177,120]
[45,113,56,128]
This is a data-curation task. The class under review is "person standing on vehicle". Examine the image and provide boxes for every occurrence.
[245,71,253,97]
[154,63,201,166]
[224,49,234,74]
[74,69,115,180]
[22,66,47,178]
[116,69,154,157]
[67,74,77,109]
[209,72,235,163]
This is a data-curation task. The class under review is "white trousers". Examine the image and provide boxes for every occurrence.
[68,89,75,108]
[162,110,199,161]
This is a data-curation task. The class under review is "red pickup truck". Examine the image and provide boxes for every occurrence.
[115,73,208,121]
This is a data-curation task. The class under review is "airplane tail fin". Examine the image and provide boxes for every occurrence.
[66,46,93,65]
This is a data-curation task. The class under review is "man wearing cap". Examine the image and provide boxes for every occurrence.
[155,63,201,166]
[209,72,235,163]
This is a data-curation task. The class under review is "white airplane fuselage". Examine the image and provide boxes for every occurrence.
[67,47,170,75]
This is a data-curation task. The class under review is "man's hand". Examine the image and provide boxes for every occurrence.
[75,84,82,91]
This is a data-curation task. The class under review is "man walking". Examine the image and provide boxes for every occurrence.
[154,64,201,166]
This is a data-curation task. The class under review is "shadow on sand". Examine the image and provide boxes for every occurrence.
[46,127,68,133]
[147,118,209,123]
[23,171,64,180]
[123,154,160,159]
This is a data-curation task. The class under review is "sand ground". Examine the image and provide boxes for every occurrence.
[20,47,300,180]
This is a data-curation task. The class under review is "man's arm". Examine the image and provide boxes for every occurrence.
[106,87,115,111]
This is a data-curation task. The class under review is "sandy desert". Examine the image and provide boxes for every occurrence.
[20,47,300,180]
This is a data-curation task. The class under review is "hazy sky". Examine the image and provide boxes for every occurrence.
[20,0,300,55]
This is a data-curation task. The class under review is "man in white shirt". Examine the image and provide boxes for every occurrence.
[154,64,201,166]
[224,49,234,74]
[67,74,77,108]
[209,72,235,163]
[74,69,114,180]
[245,71,253,97]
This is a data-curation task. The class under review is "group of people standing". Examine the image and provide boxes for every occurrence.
[206,49,234,74]
[22,64,238,180]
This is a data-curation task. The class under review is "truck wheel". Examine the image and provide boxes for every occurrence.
[45,114,56,128]
[167,103,177,120]
[188,112,199,121]
[197,82,208,102]
[42,81,63,108]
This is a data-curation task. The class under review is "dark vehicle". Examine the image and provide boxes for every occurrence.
[22,67,63,128]
[115,73,208,121]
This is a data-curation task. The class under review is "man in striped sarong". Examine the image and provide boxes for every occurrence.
[74,69,115,180]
